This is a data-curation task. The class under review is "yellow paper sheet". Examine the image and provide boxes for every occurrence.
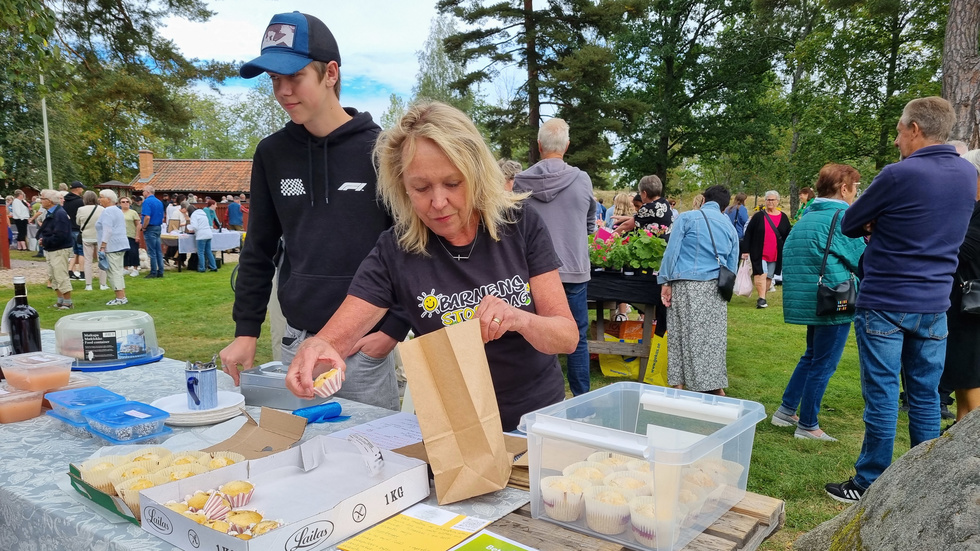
[339,507,484,551]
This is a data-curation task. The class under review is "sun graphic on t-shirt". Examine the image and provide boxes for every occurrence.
[417,289,441,318]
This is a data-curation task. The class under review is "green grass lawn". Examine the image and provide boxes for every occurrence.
[8,251,938,547]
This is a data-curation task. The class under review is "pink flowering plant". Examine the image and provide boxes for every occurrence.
[589,230,666,272]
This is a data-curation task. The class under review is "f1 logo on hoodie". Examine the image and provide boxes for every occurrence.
[338,182,367,192]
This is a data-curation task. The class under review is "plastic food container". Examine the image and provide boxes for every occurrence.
[81,401,170,441]
[42,373,100,409]
[520,382,765,551]
[0,384,45,423]
[54,310,164,371]
[45,410,93,438]
[89,425,173,446]
[0,352,74,391]
[45,386,126,423]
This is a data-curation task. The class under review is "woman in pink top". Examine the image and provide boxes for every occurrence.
[742,190,791,309]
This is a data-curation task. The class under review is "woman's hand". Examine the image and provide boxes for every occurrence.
[477,294,529,344]
[661,284,672,308]
[285,335,347,399]
[741,253,749,260]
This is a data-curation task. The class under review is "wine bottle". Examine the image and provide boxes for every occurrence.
[8,276,41,355]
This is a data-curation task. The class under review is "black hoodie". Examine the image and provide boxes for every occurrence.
[233,109,408,340]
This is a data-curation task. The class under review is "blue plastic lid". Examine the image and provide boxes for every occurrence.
[46,409,88,428]
[45,386,125,411]
[81,400,169,427]
[87,425,173,445]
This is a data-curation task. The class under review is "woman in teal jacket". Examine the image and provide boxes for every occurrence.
[772,164,865,441]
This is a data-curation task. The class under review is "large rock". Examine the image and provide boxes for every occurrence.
[795,409,980,551]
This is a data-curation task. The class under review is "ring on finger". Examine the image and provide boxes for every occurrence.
[492,317,502,325]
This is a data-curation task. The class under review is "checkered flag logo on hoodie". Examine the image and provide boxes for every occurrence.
[280,178,305,196]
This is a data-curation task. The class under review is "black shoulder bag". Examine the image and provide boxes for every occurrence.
[700,210,735,302]
[958,275,980,315]
[816,209,857,315]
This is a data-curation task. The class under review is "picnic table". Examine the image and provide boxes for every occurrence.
[160,229,241,271]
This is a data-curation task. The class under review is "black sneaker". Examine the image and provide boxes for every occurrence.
[826,478,865,504]
[940,404,955,420]
[756,298,768,309]
[68,271,81,280]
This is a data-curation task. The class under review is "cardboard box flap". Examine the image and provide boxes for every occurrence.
[201,407,306,459]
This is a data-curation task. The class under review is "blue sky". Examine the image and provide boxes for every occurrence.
[160,0,441,119]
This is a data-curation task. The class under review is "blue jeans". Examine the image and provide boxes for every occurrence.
[196,238,217,271]
[143,225,164,276]
[852,308,947,490]
[563,282,590,396]
[777,323,851,431]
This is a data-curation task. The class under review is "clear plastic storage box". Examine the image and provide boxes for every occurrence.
[0,352,74,391]
[45,386,126,423]
[0,383,44,423]
[45,410,93,438]
[54,310,164,370]
[89,425,173,446]
[81,400,169,442]
[520,382,765,551]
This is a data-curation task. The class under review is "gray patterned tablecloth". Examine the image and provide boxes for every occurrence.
[0,332,528,550]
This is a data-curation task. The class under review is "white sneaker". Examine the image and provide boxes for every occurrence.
[106,298,128,306]
[100,285,111,290]
[85,285,93,291]
[129,269,139,277]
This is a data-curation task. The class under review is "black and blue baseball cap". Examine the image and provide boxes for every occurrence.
[239,12,341,79]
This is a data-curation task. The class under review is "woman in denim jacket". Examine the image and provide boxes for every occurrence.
[658,185,740,395]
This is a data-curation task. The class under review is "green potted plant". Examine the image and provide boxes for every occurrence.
[588,234,612,270]
[627,230,667,273]
[607,235,631,272]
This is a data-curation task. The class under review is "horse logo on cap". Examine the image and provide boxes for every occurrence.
[262,24,295,49]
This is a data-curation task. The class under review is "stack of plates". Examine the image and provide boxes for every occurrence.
[150,391,246,426]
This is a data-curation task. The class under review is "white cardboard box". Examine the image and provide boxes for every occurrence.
[139,435,430,551]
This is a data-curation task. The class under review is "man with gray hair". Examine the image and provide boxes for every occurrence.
[826,97,978,503]
[513,117,596,396]
[36,189,74,309]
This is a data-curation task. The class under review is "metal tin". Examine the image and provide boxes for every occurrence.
[240,361,328,411]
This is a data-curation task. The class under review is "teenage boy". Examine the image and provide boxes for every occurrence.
[220,11,407,410]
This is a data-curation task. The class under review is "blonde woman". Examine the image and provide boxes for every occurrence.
[605,192,635,229]
[286,102,577,431]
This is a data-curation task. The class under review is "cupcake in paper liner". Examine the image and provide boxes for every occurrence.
[165,500,190,514]
[629,496,685,548]
[251,520,283,537]
[108,460,163,495]
[116,476,157,519]
[182,511,208,525]
[677,482,705,518]
[186,490,217,511]
[201,491,233,521]
[126,447,173,466]
[604,471,653,497]
[220,479,255,508]
[226,509,264,534]
[584,486,635,535]
[700,458,745,488]
[680,467,716,500]
[588,451,634,472]
[153,463,208,485]
[199,451,246,470]
[169,451,207,467]
[562,461,613,484]
[312,368,342,398]
[79,455,127,494]
[205,519,231,534]
[626,459,652,474]
[539,476,592,522]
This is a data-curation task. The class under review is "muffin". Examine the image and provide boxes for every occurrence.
[79,455,127,494]
[126,447,173,465]
[219,480,255,508]
[629,496,683,548]
[252,520,282,536]
[199,451,245,470]
[236,534,253,541]
[313,369,342,398]
[681,467,716,498]
[165,501,190,514]
[584,486,635,535]
[182,511,208,525]
[539,476,592,522]
[108,462,160,495]
[186,491,213,511]
[562,461,613,484]
[169,451,206,466]
[116,476,157,517]
[626,459,652,474]
[153,463,208,485]
[588,451,633,472]
[202,492,232,521]
[206,519,231,533]
[604,471,653,497]
[226,509,263,532]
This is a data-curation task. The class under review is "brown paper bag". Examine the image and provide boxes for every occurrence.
[397,318,512,504]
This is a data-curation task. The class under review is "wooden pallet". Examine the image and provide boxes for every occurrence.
[489,491,785,551]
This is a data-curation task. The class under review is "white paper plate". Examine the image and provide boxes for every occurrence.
[151,391,245,426]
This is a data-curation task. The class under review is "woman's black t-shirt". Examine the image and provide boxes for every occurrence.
[348,207,566,431]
